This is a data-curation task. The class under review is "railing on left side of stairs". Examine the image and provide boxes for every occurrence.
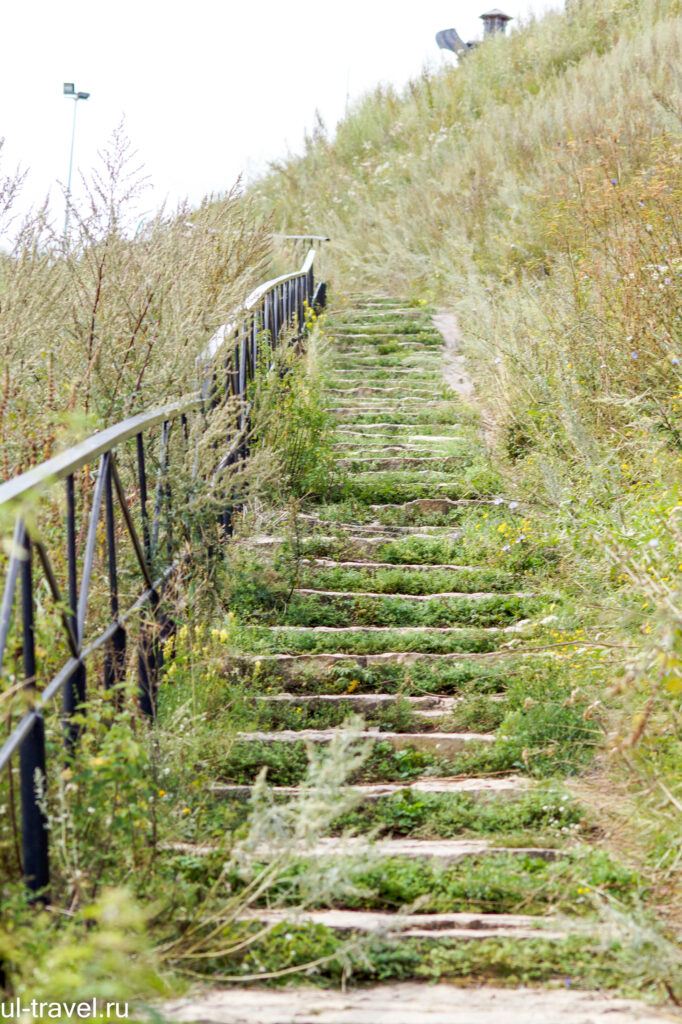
[0,244,326,899]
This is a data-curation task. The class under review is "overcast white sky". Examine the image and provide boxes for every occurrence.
[1,0,561,225]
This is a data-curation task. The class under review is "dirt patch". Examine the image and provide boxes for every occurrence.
[434,313,474,400]
[434,312,496,447]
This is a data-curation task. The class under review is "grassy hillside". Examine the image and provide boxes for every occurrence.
[0,135,271,480]
[255,0,682,919]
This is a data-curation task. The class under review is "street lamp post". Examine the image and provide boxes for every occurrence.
[63,82,90,242]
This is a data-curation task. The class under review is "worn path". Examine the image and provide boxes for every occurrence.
[165,298,678,1022]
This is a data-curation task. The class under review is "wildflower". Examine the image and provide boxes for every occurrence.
[672,358,679,365]
[509,501,519,510]
[182,807,191,815]
[631,352,638,359]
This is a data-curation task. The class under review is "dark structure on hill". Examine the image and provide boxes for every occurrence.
[436,9,512,55]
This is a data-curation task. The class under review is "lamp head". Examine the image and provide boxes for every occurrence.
[63,82,75,95]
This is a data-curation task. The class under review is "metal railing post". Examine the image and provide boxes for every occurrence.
[64,474,86,752]
[103,455,126,695]
[19,532,50,897]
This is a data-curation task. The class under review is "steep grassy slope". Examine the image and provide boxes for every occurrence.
[252,0,682,937]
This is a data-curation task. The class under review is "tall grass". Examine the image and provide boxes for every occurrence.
[0,129,271,480]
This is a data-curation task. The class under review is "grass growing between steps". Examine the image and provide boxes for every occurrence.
[294,564,520,594]
[333,787,587,842]
[260,848,643,916]
[204,925,681,997]
[279,593,546,629]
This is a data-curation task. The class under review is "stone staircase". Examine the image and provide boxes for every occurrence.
[165,297,674,1022]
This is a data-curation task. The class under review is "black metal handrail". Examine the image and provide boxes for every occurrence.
[0,245,322,897]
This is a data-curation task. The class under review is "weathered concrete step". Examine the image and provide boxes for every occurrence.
[242,648,536,669]
[332,444,457,454]
[164,983,672,1023]
[336,457,465,471]
[367,497,510,513]
[326,386,443,397]
[246,534,401,551]
[329,367,440,376]
[256,693,458,711]
[255,693,504,722]
[267,624,527,634]
[292,588,533,601]
[300,558,488,572]
[236,729,494,758]
[237,907,567,937]
[333,424,457,434]
[211,775,530,801]
[246,533,455,554]
[296,511,494,532]
[167,838,563,866]
[333,420,455,430]
[327,401,448,413]
[334,432,463,443]
[333,341,440,350]
[334,448,457,459]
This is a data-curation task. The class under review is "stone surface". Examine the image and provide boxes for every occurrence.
[210,775,530,801]
[235,729,495,758]
[237,907,569,937]
[163,983,677,1024]
[299,558,479,570]
[293,587,533,600]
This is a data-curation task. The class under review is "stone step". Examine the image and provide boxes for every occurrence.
[327,401,448,413]
[296,510,490,531]
[236,908,568,937]
[256,692,459,711]
[325,386,443,397]
[240,647,534,669]
[333,432,463,443]
[335,457,465,471]
[246,534,459,557]
[267,624,528,634]
[255,693,504,720]
[332,341,441,350]
[332,357,442,366]
[210,775,530,802]
[366,497,509,513]
[163,983,671,1023]
[295,514,460,534]
[299,558,490,572]
[236,729,494,758]
[332,445,454,456]
[332,423,456,433]
[328,367,440,376]
[292,587,532,601]
[166,837,562,866]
